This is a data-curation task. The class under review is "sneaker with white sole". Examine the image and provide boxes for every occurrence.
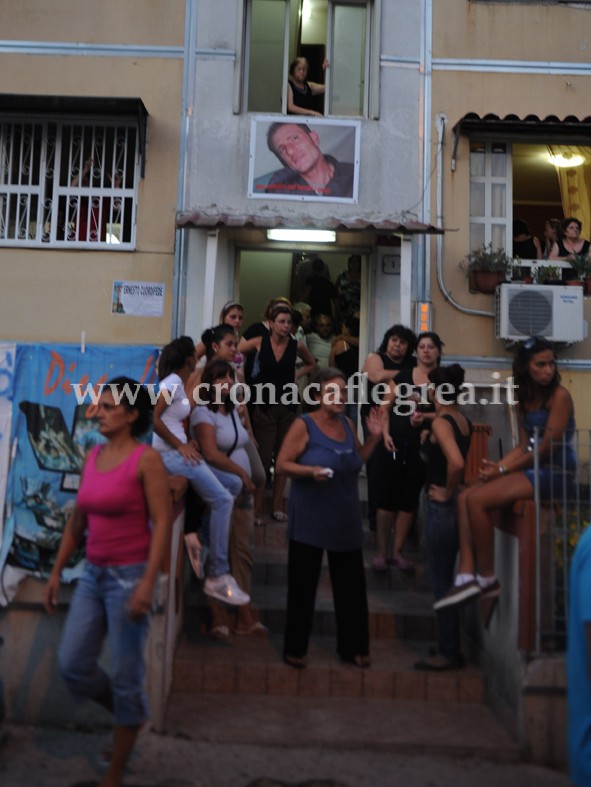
[480,578,501,599]
[203,574,250,606]
[433,579,481,611]
[184,532,204,580]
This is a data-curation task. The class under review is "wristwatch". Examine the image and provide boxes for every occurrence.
[498,464,508,475]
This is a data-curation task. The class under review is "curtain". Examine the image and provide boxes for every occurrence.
[548,145,591,239]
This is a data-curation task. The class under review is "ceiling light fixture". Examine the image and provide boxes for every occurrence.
[547,152,585,168]
[267,229,336,243]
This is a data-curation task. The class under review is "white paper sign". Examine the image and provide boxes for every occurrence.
[112,281,165,317]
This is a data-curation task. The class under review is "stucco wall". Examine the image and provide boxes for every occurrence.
[428,0,591,361]
[0,0,185,345]
[185,0,424,222]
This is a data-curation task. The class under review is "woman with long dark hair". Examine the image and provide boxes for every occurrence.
[191,360,264,639]
[372,331,443,572]
[415,364,472,671]
[436,337,576,612]
[360,324,417,531]
[239,303,316,521]
[44,377,171,786]
[152,336,249,606]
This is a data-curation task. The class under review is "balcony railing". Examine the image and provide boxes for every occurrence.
[531,427,591,653]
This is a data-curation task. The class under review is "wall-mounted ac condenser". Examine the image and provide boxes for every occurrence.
[495,284,584,342]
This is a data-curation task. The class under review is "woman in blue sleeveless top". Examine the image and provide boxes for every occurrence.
[435,337,576,615]
[276,367,382,669]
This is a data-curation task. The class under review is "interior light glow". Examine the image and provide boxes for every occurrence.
[267,229,336,243]
[547,153,585,168]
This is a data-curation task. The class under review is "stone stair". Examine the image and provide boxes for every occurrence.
[165,498,521,762]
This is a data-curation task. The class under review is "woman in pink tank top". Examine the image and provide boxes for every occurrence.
[44,377,171,787]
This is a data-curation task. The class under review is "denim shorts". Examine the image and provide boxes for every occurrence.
[58,561,151,726]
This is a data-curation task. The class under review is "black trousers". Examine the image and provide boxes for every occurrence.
[283,539,370,661]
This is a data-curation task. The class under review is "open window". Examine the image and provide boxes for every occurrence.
[0,96,145,249]
[455,115,591,260]
[244,0,378,118]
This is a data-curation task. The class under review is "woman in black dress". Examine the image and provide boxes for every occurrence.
[239,303,316,521]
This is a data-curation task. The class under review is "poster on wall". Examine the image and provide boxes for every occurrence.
[112,281,165,317]
[0,343,159,601]
[248,116,360,203]
[0,344,16,550]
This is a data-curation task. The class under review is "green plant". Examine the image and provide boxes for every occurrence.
[511,261,523,280]
[569,252,591,280]
[458,242,513,275]
[534,264,561,284]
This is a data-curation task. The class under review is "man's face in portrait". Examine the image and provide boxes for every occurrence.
[270,124,324,175]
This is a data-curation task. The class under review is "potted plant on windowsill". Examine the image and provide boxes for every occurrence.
[567,252,590,289]
[511,260,532,284]
[534,264,562,285]
[459,243,513,294]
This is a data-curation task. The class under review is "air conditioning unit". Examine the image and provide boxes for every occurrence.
[496,284,584,342]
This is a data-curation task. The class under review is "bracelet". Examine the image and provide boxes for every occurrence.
[498,464,508,475]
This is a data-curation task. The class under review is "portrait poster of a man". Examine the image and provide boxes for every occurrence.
[249,117,360,203]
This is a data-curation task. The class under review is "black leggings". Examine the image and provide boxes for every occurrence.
[283,539,369,661]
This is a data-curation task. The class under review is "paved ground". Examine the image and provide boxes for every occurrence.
[0,722,572,787]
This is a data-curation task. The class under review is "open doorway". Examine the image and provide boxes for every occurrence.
[237,248,364,333]
[237,247,369,386]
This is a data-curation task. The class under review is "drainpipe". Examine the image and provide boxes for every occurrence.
[435,113,494,318]
[172,0,199,336]
[420,0,432,305]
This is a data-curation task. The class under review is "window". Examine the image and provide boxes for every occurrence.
[469,141,511,251]
[0,112,140,248]
[244,0,377,117]
[468,135,591,261]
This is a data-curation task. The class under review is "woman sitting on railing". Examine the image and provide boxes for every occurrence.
[435,336,576,612]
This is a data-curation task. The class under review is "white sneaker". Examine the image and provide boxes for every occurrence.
[184,533,204,580]
[203,574,250,606]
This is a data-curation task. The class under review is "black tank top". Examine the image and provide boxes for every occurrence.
[288,80,315,112]
[256,331,298,410]
[423,414,472,487]
[513,237,538,259]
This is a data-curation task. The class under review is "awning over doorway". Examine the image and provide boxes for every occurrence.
[175,210,444,235]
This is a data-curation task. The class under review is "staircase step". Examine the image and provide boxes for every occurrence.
[165,694,519,762]
[254,519,376,549]
[172,635,485,704]
[251,546,432,592]
[185,586,438,641]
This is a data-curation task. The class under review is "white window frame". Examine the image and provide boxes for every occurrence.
[240,0,380,118]
[0,114,140,249]
[469,139,512,253]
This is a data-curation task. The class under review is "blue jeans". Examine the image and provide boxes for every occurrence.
[58,562,150,726]
[159,449,242,576]
[424,495,461,661]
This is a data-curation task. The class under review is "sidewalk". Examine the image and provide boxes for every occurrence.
[0,719,571,787]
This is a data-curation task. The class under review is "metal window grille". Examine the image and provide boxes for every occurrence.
[0,117,138,249]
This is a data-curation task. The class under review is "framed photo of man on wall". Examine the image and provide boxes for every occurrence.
[248,116,360,204]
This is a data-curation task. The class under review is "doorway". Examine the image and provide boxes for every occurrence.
[237,248,364,331]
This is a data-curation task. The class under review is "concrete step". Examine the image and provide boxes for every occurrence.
[251,545,432,593]
[254,518,376,549]
[185,585,438,641]
[165,694,520,762]
[171,634,486,705]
